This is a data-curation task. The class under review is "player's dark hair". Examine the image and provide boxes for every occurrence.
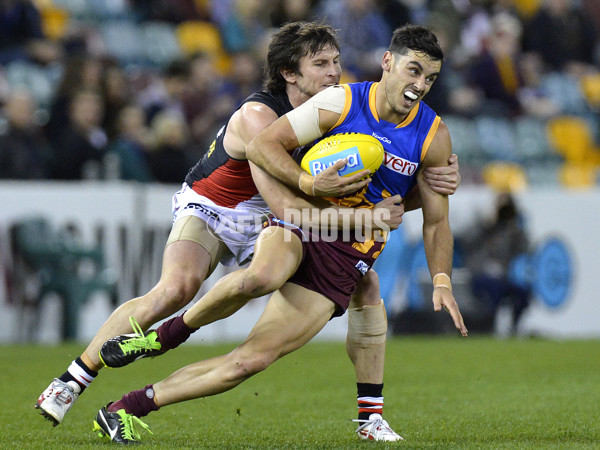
[264,21,340,93]
[388,24,444,61]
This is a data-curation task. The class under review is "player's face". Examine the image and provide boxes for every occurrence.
[293,46,342,100]
[382,49,441,120]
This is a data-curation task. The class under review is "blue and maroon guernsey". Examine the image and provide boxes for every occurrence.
[286,82,441,314]
[325,81,440,208]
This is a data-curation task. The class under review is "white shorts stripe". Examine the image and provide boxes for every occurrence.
[172,184,270,266]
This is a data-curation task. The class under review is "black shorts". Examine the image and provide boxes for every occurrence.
[266,216,384,316]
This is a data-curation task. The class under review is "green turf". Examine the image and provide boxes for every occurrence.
[2,337,599,448]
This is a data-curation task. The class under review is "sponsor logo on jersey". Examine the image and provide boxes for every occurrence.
[355,260,370,275]
[372,132,391,144]
[382,151,418,176]
[310,147,364,176]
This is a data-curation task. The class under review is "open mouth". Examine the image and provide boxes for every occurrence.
[404,90,418,105]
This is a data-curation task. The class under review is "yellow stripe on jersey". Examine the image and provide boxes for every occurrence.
[397,102,420,128]
[330,84,353,130]
[352,230,388,255]
[326,185,374,209]
[368,83,379,121]
[421,115,441,161]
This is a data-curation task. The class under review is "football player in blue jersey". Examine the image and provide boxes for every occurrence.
[36,21,459,438]
[91,24,466,444]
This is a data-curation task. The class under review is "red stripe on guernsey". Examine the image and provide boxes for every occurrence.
[191,159,258,208]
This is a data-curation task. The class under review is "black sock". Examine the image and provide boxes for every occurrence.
[58,357,98,393]
[357,382,384,421]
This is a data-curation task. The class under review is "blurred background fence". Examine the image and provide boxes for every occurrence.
[1,0,599,342]
[0,181,598,343]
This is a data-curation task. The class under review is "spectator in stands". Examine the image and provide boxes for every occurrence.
[0,88,53,179]
[45,54,104,146]
[425,0,463,45]
[376,0,410,31]
[522,0,597,74]
[457,0,498,63]
[517,52,561,119]
[215,0,271,54]
[100,60,131,140]
[0,0,62,65]
[220,51,263,108]
[136,58,190,126]
[423,16,481,116]
[468,12,524,116]
[147,110,193,183]
[269,0,314,27]
[130,0,210,23]
[51,89,108,180]
[181,52,230,150]
[104,104,154,182]
[582,0,600,35]
[459,192,532,335]
[315,0,391,80]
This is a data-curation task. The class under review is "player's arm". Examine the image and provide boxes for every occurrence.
[247,86,371,197]
[250,161,404,231]
[417,121,468,336]
[403,153,461,212]
[237,95,402,230]
[424,153,462,195]
[224,102,280,159]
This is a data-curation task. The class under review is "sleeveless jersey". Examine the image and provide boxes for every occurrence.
[325,81,441,208]
[184,90,294,208]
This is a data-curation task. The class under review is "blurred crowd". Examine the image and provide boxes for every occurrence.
[0,0,599,186]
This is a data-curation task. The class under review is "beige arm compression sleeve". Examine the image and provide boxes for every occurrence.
[285,85,346,145]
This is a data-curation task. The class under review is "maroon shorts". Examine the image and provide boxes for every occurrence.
[266,216,384,317]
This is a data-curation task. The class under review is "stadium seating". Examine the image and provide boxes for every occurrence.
[50,0,88,19]
[512,0,542,18]
[481,161,528,192]
[475,116,519,162]
[52,0,131,20]
[4,61,57,107]
[175,21,231,73]
[39,5,70,41]
[176,20,224,56]
[540,72,589,116]
[442,115,483,165]
[558,162,598,189]
[513,116,555,163]
[140,22,182,67]
[524,162,560,186]
[9,217,117,341]
[580,73,600,110]
[100,21,144,65]
[547,116,600,164]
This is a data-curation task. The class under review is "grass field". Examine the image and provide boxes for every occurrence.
[2,336,599,449]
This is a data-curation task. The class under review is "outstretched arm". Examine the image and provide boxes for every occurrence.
[417,121,468,336]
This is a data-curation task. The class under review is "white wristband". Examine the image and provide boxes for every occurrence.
[298,172,315,196]
[433,273,452,291]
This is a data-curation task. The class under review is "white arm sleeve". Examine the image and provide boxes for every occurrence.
[285,85,347,146]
